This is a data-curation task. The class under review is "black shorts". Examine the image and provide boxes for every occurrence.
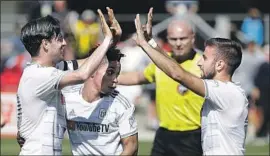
[151,127,202,156]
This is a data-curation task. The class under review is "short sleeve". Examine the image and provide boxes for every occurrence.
[35,67,68,100]
[118,105,138,138]
[203,79,227,110]
[143,63,156,83]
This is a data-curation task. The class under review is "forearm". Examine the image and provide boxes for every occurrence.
[140,42,186,82]
[77,37,111,80]
[120,143,138,156]
[140,41,205,96]
[118,72,149,85]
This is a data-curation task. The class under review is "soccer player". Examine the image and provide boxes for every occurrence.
[134,12,248,155]
[118,8,203,155]
[17,9,114,155]
[64,48,138,155]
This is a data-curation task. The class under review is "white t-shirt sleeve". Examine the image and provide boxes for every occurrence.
[203,79,227,110]
[118,105,138,138]
[35,67,68,100]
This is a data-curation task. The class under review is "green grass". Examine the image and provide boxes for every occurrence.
[1,138,269,155]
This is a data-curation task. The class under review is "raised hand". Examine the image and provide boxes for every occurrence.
[143,7,153,41]
[106,7,122,47]
[97,9,113,40]
[134,14,148,47]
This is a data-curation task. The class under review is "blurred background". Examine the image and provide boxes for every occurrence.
[1,0,269,155]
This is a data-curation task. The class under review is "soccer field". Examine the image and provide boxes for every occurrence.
[1,138,269,155]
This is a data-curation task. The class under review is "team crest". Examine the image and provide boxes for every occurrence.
[99,109,107,119]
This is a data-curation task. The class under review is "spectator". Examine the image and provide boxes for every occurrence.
[51,0,70,31]
[28,1,53,21]
[71,9,100,59]
[165,0,199,15]
[241,8,264,46]
[253,44,269,143]
[232,40,264,103]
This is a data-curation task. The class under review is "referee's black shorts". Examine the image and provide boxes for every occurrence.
[151,127,202,156]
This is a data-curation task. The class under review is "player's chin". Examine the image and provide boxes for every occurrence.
[200,73,206,79]
[58,54,65,61]
[108,87,116,93]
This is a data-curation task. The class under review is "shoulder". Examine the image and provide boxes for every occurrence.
[109,90,134,110]
[24,64,57,78]
[230,82,247,97]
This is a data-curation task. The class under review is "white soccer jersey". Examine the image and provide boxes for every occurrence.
[64,88,138,155]
[201,80,249,155]
[17,60,76,155]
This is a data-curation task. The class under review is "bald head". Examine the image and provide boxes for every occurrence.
[167,19,195,35]
[166,19,196,60]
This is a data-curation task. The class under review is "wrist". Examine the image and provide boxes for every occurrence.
[148,38,157,48]
[103,36,113,45]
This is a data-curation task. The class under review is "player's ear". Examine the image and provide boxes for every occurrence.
[215,60,225,72]
[42,39,49,52]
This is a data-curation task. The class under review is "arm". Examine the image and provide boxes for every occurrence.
[118,100,138,155]
[118,72,149,85]
[120,134,138,156]
[58,9,112,89]
[134,14,205,97]
[76,7,122,68]
[142,7,164,53]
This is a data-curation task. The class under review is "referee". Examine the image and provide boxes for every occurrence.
[118,8,203,156]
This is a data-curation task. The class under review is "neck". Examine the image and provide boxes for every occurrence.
[172,49,196,63]
[32,56,56,67]
[213,74,232,82]
[81,85,101,103]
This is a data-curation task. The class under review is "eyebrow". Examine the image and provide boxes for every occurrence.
[202,54,207,59]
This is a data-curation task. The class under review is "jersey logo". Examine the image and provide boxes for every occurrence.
[99,109,107,119]
[177,84,188,95]
[68,109,76,117]
[129,116,136,128]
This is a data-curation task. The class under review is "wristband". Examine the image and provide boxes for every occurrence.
[148,38,158,48]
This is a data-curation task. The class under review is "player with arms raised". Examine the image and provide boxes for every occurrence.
[17,9,113,155]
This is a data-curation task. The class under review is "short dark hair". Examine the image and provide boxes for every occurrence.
[205,38,242,75]
[88,46,125,62]
[20,15,62,57]
[106,48,125,62]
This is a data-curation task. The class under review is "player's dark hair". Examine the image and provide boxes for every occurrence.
[106,48,125,62]
[20,15,62,57]
[205,38,242,75]
[88,45,125,62]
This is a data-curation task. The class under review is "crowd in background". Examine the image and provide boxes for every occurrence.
[1,0,269,145]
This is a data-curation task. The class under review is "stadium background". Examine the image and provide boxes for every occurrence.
[1,0,269,155]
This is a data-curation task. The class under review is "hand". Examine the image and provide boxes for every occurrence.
[106,7,122,47]
[97,9,113,40]
[142,7,154,41]
[134,14,148,47]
